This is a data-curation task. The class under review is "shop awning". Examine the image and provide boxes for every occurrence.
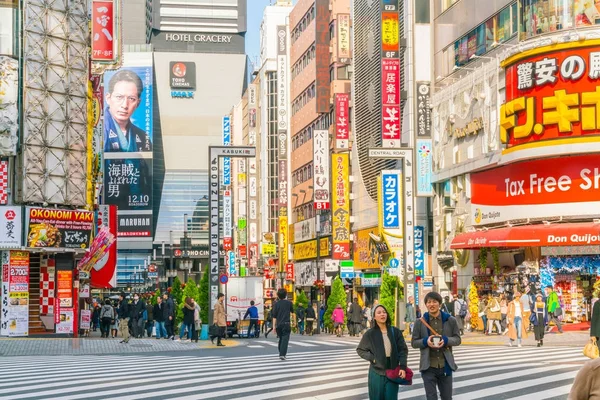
[450,222,600,249]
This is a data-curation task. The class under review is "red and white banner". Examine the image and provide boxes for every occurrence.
[313,130,330,210]
[90,205,117,289]
[381,58,401,147]
[471,154,600,225]
[335,93,350,150]
[285,263,294,281]
[92,1,117,62]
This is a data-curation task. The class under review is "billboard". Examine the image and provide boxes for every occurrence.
[293,218,316,243]
[0,56,18,156]
[91,205,117,289]
[0,206,22,248]
[25,208,94,249]
[471,153,600,225]
[501,43,600,162]
[292,237,331,261]
[1,251,30,337]
[315,0,331,113]
[416,139,433,197]
[381,171,402,229]
[337,14,351,62]
[416,82,432,138]
[313,130,330,209]
[279,160,288,207]
[335,93,350,150]
[332,153,350,259]
[103,53,153,239]
[169,62,196,90]
[381,59,401,147]
[91,0,118,62]
[223,189,232,240]
[414,226,425,281]
[280,214,289,265]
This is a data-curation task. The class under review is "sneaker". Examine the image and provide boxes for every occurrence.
[517,344,522,348]
[279,356,286,360]
[508,342,512,347]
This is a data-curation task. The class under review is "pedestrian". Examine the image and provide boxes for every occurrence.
[412,291,461,400]
[99,299,115,338]
[478,298,487,333]
[153,295,168,339]
[453,294,467,336]
[507,292,527,347]
[131,294,145,338]
[349,298,363,337]
[296,303,305,335]
[193,298,201,342]
[592,295,600,350]
[118,293,131,344]
[271,288,294,360]
[500,293,509,334]
[145,299,154,337]
[485,294,502,335]
[363,303,373,332]
[92,303,100,332]
[305,303,316,335]
[319,305,325,332]
[163,293,175,340]
[178,297,195,341]
[210,293,227,346]
[569,357,600,399]
[544,286,564,333]
[332,304,345,337]
[442,296,454,316]
[264,304,274,338]
[405,296,417,335]
[244,300,260,338]
[520,286,533,332]
[531,292,548,347]
[357,304,409,400]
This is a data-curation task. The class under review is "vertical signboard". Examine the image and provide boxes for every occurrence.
[335,93,350,150]
[223,116,231,186]
[315,0,331,113]
[279,161,288,207]
[223,190,232,244]
[280,213,289,266]
[277,25,288,133]
[103,53,153,238]
[416,82,432,138]
[337,14,351,62]
[91,205,117,289]
[313,130,330,210]
[332,154,350,259]
[381,171,402,229]
[381,0,401,147]
[416,139,433,197]
[1,251,29,337]
[91,0,117,62]
[414,226,425,283]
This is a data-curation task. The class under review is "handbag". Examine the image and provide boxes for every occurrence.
[489,300,501,313]
[583,338,599,359]
[385,328,413,385]
[209,324,220,337]
[554,306,563,318]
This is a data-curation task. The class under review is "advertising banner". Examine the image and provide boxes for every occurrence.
[292,237,330,261]
[249,243,258,271]
[279,214,289,265]
[25,208,94,249]
[103,53,153,238]
[381,171,402,229]
[223,190,232,239]
[169,62,196,90]
[381,59,401,147]
[56,308,74,334]
[261,243,277,256]
[57,270,73,308]
[0,207,22,248]
[80,309,91,330]
[223,115,231,185]
[91,205,117,289]
[0,251,29,336]
[279,160,288,207]
[354,227,383,270]
[315,0,331,113]
[294,218,316,243]
[501,43,600,160]
[0,56,18,156]
[414,226,425,280]
[335,93,350,150]
[91,0,117,62]
[285,263,294,281]
[416,139,433,197]
[332,153,350,259]
[294,262,315,286]
[337,14,351,62]
[416,82,432,138]
[313,130,330,209]
[471,153,600,224]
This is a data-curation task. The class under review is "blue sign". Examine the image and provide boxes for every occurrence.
[223,116,231,185]
[340,266,355,279]
[416,139,433,197]
[414,226,425,280]
[389,258,400,268]
[382,172,401,229]
[171,91,194,98]
[228,250,236,275]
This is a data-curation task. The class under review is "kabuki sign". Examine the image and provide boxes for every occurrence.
[501,42,600,151]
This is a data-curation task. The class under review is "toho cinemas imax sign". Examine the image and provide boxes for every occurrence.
[151,31,245,53]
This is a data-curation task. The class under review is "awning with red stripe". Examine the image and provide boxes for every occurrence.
[450,222,600,249]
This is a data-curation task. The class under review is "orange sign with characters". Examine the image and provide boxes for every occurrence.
[502,42,600,148]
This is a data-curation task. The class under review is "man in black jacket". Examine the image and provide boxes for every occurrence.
[349,298,363,337]
[153,296,168,339]
[130,294,146,338]
[163,293,175,339]
[118,293,131,343]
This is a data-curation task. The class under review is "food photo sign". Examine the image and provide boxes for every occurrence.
[25,208,94,249]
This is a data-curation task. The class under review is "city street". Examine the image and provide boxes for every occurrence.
[0,334,587,399]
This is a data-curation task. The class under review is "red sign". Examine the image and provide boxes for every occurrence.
[90,205,117,289]
[264,269,275,280]
[5,210,15,220]
[335,93,350,149]
[502,44,600,148]
[57,270,73,307]
[8,251,29,293]
[381,59,401,144]
[92,1,116,61]
[173,249,182,257]
[285,263,294,281]
[452,270,458,296]
[239,245,247,257]
[223,237,233,251]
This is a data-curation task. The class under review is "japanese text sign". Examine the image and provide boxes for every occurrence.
[335,93,350,149]
[313,130,330,209]
[381,59,401,147]
[279,160,288,207]
[0,206,22,248]
[223,116,231,186]
[416,139,433,197]
[414,226,425,279]
[26,208,94,249]
[416,82,432,138]
[92,1,116,61]
[381,171,402,229]
[285,263,294,281]
[332,153,350,259]
[502,43,600,149]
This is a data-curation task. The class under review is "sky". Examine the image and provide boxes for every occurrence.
[245,0,272,68]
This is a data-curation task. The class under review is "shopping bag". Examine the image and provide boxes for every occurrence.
[209,324,220,337]
[583,338,599,359]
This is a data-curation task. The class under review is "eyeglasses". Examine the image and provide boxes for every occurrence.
[112,94,139,104]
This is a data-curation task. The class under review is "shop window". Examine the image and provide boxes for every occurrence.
[519,0,573,40]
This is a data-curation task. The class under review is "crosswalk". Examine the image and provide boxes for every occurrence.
[0,345,587,399]
[246,338,358,348]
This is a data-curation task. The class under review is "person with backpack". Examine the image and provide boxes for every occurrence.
[454,294,467,336]
[99,299,115,338]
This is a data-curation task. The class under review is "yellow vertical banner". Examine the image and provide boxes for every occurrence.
[279,211,288,265]
[86,81,94,210]
[331,153,350,259]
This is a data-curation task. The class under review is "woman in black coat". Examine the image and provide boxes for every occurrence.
[357,304,409,400]
[179,297,195,341]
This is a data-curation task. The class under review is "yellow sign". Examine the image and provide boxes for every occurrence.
[279,215,288,265]
[332,153,350,259]
[261,243,276,256]
[293,237,330,261]
[353,227,381,270]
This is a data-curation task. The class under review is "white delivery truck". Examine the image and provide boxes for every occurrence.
[225,277,264,337]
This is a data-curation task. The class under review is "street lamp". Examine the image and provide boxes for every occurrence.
[169,230,174,287]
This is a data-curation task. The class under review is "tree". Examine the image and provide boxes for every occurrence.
[170,277,183,326]
[149,288,161,306]
[198,269,209,324]
[294,290,309,309]
[468,280,480,330]
[324,276,347,331]
[380,272,401,326]
[177,279,200,324]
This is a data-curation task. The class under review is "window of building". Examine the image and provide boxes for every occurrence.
[0,2,17,57]
[440,0,459,13]
[291,4,316,44]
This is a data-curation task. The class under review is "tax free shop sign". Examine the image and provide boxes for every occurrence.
[471,154,600,225]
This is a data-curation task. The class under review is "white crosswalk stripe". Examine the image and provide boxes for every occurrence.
[0,346,586,399]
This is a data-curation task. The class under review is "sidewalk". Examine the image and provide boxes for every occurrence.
[0,337,241,357]
[460,328,590,347]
